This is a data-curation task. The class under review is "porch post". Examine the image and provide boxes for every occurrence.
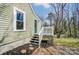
[39,35,42,48]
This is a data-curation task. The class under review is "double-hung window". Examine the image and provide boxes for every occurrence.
[14,7,26,31]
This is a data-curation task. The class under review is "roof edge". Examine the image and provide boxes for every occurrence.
[28,3,41,21]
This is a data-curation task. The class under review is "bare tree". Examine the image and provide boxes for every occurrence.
[76,4,79,30]
[64,4,73,37]
[74,3,79,38]
[50,3,66,38]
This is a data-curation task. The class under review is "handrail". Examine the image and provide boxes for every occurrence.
[38,27,43,48]
[38,27,43,35]
[39,27,53,35]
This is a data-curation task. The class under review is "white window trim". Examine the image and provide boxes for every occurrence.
[13,7,26,31]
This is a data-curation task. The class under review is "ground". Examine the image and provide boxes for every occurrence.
[3,38,79,55]
[32,46,79,55]
[54,38,79,48]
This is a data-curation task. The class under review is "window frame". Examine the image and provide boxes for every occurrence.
[13,7,26,31]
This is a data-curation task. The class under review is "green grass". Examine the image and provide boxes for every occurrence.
[54,38,79,48]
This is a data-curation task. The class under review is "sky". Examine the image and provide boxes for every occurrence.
[31,3,79,23]
[32,3,52,18]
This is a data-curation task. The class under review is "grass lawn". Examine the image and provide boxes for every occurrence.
[54,38,79,48]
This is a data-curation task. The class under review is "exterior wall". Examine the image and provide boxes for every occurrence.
[0,3,38,54]
[29,4,42,35]
[37,20,42,34]
[33,19,42,35]
[29,4,41,36]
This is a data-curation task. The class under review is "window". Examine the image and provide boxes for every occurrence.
[14,7,26,31]
[34,20,37,33]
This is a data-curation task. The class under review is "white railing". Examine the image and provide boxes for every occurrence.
[38,26,54,48]
[39,26,54,35]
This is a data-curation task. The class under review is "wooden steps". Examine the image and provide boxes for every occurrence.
[30,34,39,46]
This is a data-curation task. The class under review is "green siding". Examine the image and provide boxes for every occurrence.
[0,3,38,46]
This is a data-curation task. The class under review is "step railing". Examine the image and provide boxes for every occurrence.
[39,27,53,35]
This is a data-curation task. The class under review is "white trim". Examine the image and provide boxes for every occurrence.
[13,7,26,31]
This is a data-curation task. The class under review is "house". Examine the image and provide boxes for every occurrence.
[0,3,41,54]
